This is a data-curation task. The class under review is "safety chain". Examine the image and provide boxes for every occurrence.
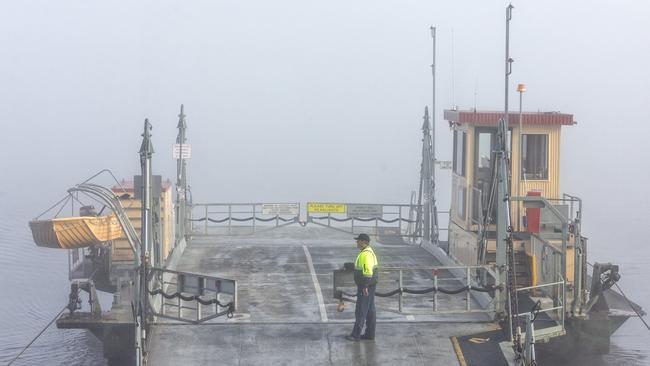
[310,216,417,224]
[189,216,297,223]
[337,284,498,299]
[506,226,524,358]
[146,288,235,317]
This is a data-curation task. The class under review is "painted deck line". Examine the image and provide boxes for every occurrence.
[303,245,328,322]
[451,336,468,366]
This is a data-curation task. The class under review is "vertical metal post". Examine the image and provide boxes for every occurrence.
[398,270,403,313]
[175,105,188,243]
[562,222,568,317]
[496,3,514,320]
[466,267,471,311]
[375,217,379,236]
[517,85,525,231]
[204,205,208,235]
[398,206,402,236]
[560,278,566,329]
[524,312,536,364]
[423,108,431,243]
[252,204,256,233]
[504,4,514,136]
[433,272,438,312]
[571,195,584,314]
[137,119,154,366]
[430,26,440,246]
[228,205,232,234]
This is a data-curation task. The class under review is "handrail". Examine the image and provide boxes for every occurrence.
[515,280,564,292]
[335,264,498,314]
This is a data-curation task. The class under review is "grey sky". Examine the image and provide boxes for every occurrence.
[1,1,648,255]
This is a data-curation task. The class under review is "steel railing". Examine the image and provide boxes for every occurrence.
[334,264,498,315]
[189,202,301,236]
[147,267,237,324]
[308,203,425,239]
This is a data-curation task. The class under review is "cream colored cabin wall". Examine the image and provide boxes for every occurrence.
[161,189,173,260]
[449,221,479,265]
[511,124,562,231]
[111,190,174,263]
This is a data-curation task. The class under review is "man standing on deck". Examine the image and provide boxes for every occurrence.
[346,233,379,341]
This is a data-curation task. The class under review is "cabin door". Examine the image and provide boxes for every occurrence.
[474,128,496,222]
[473,127,511,224]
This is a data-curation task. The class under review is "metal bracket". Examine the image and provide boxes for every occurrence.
[68,279,102,317]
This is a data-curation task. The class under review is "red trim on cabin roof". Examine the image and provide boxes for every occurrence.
[443,110,574,126]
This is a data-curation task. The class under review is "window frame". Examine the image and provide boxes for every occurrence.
[453,130,467,177]
[520,133,549,181]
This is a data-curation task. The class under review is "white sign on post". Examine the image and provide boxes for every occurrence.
[173,144,192,159]
[436,160,452,170]
[261,203,300,216]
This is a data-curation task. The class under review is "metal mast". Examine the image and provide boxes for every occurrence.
[422,107,432,243]
[137,119,154,365]
[430,26,440,246]
[416,28,441,246]
[175,105,188,242]
[496,4,514,315]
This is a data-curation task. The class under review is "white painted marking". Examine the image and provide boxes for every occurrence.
[406,315,415,321]
[303,245,328,322]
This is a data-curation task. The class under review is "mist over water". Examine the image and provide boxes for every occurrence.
[1,1,649,365]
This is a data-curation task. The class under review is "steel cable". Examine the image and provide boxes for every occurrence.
[7,306,68,366]
[585,261,650,333]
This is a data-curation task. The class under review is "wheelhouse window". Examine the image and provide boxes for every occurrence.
[453,130,466,176]
[477,132,492,169]
[457,187,466,221]
[521,134,548,180]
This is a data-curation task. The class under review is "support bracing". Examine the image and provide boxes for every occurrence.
[175,105,189,242]
[137,119,154,365]
[416,107,440,245]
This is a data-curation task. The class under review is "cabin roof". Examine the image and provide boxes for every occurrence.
[444,110,574,126]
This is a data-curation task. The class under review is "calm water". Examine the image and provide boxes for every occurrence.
[0,200,648,365]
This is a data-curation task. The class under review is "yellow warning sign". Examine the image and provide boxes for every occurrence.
[307,202,347,214]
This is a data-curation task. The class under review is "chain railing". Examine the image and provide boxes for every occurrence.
[189,203,300,236]
[334,264,498,315]
[147,267,237,324]
[308,203,423,239]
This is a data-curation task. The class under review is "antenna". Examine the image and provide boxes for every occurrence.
[430,26,436,186]
[451,28,456,107]
[474,78,478,111]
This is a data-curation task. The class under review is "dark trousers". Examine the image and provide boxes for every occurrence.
[351,284,376,338]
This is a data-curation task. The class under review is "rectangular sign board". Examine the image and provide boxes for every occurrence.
[307,202,347,214]
[347,204,383,218]
[436,160,452,170]
[173,144,192,159]
[261,203,300,216]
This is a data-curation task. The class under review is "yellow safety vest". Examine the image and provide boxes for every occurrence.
[354,246,378,285]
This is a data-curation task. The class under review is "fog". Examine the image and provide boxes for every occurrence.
[0,0,649,361]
